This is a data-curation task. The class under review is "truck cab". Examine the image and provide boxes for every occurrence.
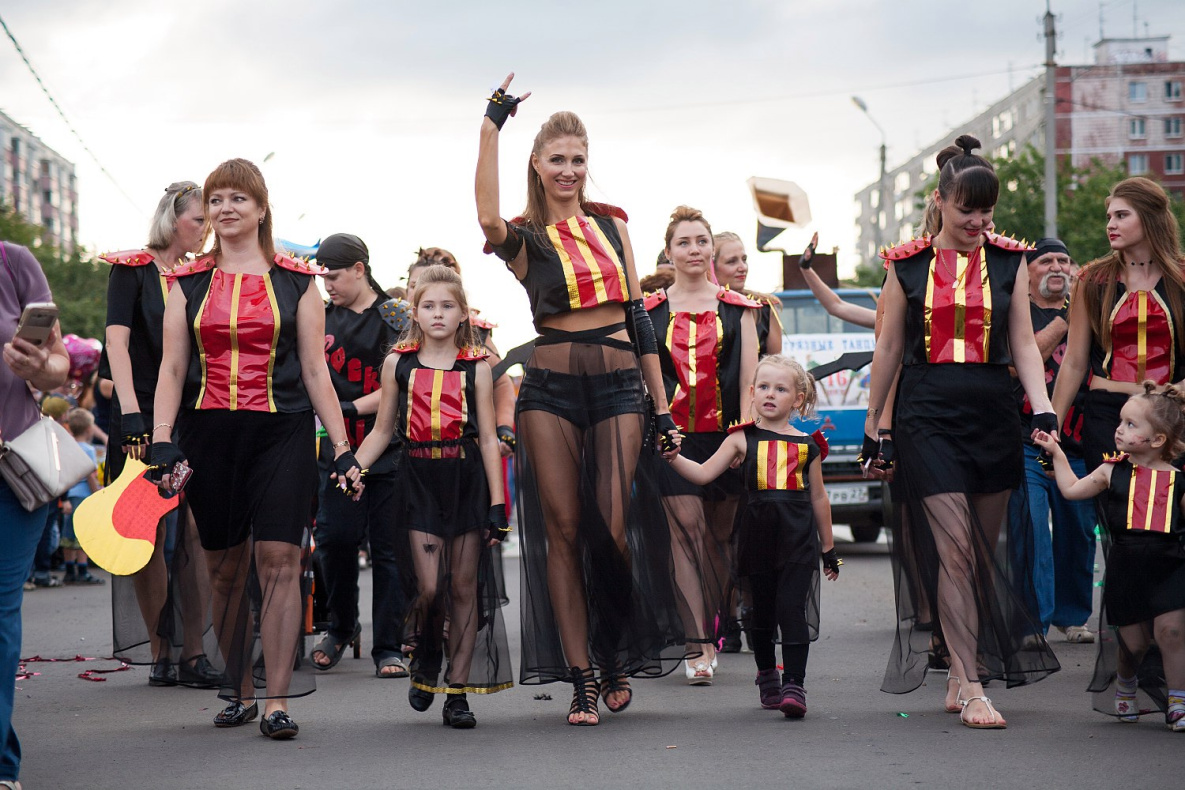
[774,287,885,542]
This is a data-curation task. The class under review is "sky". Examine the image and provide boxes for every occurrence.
[2,0,1184,348]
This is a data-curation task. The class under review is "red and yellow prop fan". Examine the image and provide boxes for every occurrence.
[75,459,177,575]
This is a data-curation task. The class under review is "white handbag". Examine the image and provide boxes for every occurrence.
[0,417,97,511]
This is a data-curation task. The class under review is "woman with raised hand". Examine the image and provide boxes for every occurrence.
[476,73,685,726]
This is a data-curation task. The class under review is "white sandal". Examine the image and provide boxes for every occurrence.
[944,675,964,714]
[684,659,713,686]
[960,696,1006,729]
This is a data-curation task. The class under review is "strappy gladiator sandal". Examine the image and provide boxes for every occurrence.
[600,674,632,714]
[960,696,1006,729]
[567,666,600,726]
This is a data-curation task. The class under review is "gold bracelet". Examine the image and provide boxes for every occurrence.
[866,408,879,419]
[153,422,173,432]
[332,439,350,449]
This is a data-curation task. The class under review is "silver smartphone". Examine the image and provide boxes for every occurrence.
[13,302,58,347]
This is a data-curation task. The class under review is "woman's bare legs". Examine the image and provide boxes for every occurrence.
[662,494,712,663]
[924,491,1008,726]
[407,530,444,678]
[702,494,738,664]
[176,506,214,666]
[204,543,252,700]
[130,517,169,661]
[254,540,303,716]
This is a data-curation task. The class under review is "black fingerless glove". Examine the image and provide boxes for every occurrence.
[120,412,148,448]
[485,88,524,130]
[1032,412,1059,436]
[859,433,880,469]
[877,432,895,468]
[1037,452,1054,473]
[655,412,679,453]
[147,442,186,483]
[821,548,843,576]
[497,425,516,451]
[799,239,817,270]
[339,400,358,419]
[487,504,511,542]
[626,299,659,358]
[334,451,361,494]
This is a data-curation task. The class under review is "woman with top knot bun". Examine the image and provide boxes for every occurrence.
[864,135,1061,728]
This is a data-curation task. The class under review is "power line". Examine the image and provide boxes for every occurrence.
[0,12,145,217]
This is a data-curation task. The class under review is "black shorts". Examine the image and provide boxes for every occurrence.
[177,409,317,550]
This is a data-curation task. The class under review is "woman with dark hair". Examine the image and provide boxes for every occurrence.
[1051,176,1185,470]
[865,135,1060,729]
[476,74,685,726]
[647,207,759,682]
[150,158,360,739]
[102,182,220,689]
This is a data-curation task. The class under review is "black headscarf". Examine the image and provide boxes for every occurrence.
[318,233,385,296]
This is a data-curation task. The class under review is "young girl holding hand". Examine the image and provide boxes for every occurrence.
[353,266,512,729]
[664,355,841,718]
[1033,383,1185,732]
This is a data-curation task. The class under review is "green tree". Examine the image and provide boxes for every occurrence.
[1,205,108,340]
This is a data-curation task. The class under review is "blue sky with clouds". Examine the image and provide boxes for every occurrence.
[2,0,1182,345]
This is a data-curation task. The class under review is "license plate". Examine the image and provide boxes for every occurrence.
[827,485,870,505]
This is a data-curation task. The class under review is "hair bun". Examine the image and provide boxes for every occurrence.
[955,134,981,156]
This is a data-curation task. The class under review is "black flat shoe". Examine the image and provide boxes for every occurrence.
[178,655,223,689]
[148,659,176,687]
[442,694,476,729]
[409,679,436,712]
[259,710,299,739]
[213,700,258,728]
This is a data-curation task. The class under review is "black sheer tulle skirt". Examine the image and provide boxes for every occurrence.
[109,406,218,679]
[882,364,1060,693]
[178,409,318,701]
[515,336,687,684]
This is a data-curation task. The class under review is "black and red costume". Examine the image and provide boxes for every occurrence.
[1079,278,1185,470]
[879,233,1060,694]
[1088,453,1185,721]
[102,250,214,680]
[487,204,687,685]
[169,252,324,700]
[388,342,512,698]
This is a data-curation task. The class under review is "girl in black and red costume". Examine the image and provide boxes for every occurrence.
[102,183,220,689]
[476,74,685,726]
[150,159,361,740]
[353,265,511,729]
[645,206,760,683]
[1052,176,1185,472]
[865,136,1060,729]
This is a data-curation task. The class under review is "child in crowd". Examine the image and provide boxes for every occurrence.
[60,408,104,585]
[353,266,512,728]
[664,355,841,718]
[1033,382,1185,732]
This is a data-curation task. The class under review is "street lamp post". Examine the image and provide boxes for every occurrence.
[852,96,888,255]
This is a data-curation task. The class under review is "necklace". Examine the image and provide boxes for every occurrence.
[935,247,974,282]
[1127,259,1152,266]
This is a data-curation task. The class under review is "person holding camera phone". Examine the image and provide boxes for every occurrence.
[1,240,70,789]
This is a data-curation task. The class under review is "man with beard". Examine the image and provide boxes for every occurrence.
[1013,238,1097,643]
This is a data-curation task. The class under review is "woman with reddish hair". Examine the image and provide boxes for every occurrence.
[150,159,360,739]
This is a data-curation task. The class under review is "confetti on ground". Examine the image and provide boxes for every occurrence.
[666,745,677,749]
[533,693,552,700]
[896,712,909,718]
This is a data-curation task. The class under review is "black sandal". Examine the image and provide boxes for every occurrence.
[600,674,632,713]
[310,623,361,672]
[567,666,600,726]
[442,691,477,729]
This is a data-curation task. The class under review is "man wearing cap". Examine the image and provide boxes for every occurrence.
[1012,238,1096,643]
[311,233,412,677]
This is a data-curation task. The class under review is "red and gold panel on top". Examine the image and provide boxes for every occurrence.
[192,271,281,411]
[1105,289,1174,384]
[545,216,628,311]
[924,248,993,364]
[756,440,809,491]
[405,368,468,459]
[666,312,723,433]
[1125,466,1175,533]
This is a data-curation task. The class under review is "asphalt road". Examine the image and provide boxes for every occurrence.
[12,529,1177,790]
